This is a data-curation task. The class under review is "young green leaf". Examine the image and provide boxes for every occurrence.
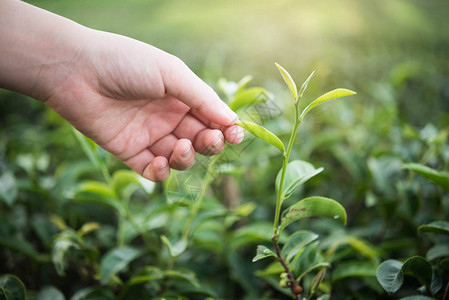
[71,181,125,215]
[299,70,315,98]
[236,75,253,93]
[281,230,319,263]
[236,121,285,153]
[229,87,269,112]
[275,63,298,100]
[300,88,357,120]
[376,259,404,293]
[403,163,449,189]
[276,160,324,199]
[252,245,276,262]
[100,246,143,284]
[279,196,347,232]
[418,221,449,236]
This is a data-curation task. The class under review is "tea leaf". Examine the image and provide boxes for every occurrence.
[376,259,404,293]
[236,121,285,153]
[399,296,435,300]
[276,160,323,198]
[275,63,298,100]
[111,169,142,199]
[281,230,318,263]
[71,181,125,215]
[300,88,356,120]
[403,163,449,189]
[252,245,276,262]
[299,70,315,99]
[100,247,143,284]
[279,197,347,232]
[36,286,64,300]
[402,256,433,287]
[229,87,268,111]
[0,275,26,300]
[237,75,253,93]
[418,221,449,236]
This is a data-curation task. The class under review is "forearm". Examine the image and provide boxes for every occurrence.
[0,0,89,101]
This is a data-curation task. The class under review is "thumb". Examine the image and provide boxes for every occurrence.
[159,55,238,126]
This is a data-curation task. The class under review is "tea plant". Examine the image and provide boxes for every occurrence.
[237,63,356,299]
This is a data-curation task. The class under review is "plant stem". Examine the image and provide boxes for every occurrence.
[272,236,302,298]
[182,154,220,241]
[273,100,302,239]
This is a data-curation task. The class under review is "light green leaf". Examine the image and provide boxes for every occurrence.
[236,121,285,153]
[252,245,276,262]
[376,259,404,293]
[402,256,433,287]
[71,181,124,215]
[72,128,102,170]
[275,63,297,100]
[418,221,449,236]
[0,275,27,300]
[276,160,323,199]
[100,247,143,284]
[77,222,100,237]
[426,244,449,261]
[399,296,435,300]
[281,230,319,263]
[229,87,268,111]
[403,163,449,189]
[37,286,65,300]
[332,261,377,282]
[111,169,141,199]
[236,75,253,93]
[0,171,18,206]
[163,269,200,288]
[161,235,188,257]
[345,236,380,262]
[300,88,357,120]
[127,266,165,286]
[299,70,315,98]
[279,197,347,232]
[52,237,80,276]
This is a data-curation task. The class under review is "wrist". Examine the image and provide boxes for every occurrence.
[0,0,91,102]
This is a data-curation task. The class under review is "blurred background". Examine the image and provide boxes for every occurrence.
[1,0,448,299]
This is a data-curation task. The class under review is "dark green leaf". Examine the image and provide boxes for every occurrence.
[0,275,26,300]
[332,261,377,282]
[300,88,356,121]
[281,230,318,263]
[403,163,449,189]
[72,128,102,170]
[279,197,347,232]
[402,256,433,287]
[236,121,285,153]
[376,259,403,293]
[52,236,80,276]
[70,287,115,300]
[275,63,297,100]
[100,247,143,284]
[431,269,442,295]
[418,221,449,236]
[252,245,276,262]
[426,244,449,261]
[163,269,200,288]
[276,160,323,198]
[229,87,269,111]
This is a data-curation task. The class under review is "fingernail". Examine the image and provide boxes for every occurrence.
[213,135,223,148]
[159,161,167,170]
[182,147,192,159]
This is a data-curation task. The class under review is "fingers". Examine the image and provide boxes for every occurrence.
[159,55,239,127]
[143,156,170,182]
[169,139,195,170]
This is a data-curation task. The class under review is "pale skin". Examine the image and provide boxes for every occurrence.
[0,0,244,182]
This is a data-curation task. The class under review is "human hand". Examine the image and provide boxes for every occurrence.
[0,0,244,182]
[44,31,244,181]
